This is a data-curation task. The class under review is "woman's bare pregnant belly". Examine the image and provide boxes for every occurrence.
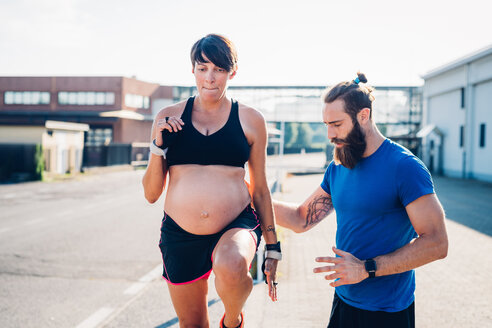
[164,165,251,235]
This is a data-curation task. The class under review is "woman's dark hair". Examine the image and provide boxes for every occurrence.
[323,72,375,121]
[190,34,238,72]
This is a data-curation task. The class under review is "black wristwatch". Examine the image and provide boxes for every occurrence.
[364,258,377,278]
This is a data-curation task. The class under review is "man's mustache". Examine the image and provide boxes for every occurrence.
[330,138,346,145]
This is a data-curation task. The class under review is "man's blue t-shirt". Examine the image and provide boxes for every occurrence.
[320,138,434,312]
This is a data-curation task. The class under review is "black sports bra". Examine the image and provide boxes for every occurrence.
[165,97,250,167]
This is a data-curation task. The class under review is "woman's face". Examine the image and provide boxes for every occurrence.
[192,54,235,102]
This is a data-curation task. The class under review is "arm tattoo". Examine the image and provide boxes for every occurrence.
[304,195,333,228]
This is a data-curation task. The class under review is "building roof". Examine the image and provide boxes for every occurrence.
[99,110,151,121]
[416,124,443,138]
[422,44,492,80]
[45,120,89,131]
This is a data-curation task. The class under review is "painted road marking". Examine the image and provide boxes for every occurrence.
[75,307,114,328]
[1,193,16,199]
[123,282,147,295]
[124,264,162,295]
[139,264,162,282]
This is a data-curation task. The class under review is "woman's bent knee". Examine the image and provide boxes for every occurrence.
[213,254,250,284]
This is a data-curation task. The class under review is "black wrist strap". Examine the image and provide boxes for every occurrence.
[265,241,281,252]
[364,258,377,279]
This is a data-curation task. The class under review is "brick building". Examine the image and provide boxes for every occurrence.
[0,76,174,146]
[0,76,174,177]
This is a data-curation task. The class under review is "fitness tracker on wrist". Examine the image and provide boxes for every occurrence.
[364,258,377,278]
[265,242,282,261]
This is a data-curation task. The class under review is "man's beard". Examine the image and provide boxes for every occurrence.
[331,121,367,169]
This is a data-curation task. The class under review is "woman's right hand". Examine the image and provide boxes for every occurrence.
[155,116,185,147]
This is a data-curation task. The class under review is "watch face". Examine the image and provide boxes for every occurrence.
[365,259,376,272]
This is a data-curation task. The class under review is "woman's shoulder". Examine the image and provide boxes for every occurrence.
[237,102,267,141]
[155,99,188,120]
[237,102,265,124]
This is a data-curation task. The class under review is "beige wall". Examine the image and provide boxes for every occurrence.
[0,126,44,143]
[42,130,85,174]
[113,118,152,143]
[0,125,86,174]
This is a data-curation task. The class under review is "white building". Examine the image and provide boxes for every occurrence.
[422,44,492,182]
[0,120,89,175]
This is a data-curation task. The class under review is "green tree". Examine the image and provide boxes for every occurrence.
[284,122,298,147]
[34,144,44,181]
[295,123,313,148]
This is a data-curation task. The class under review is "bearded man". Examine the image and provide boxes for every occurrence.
[273,73,448,328]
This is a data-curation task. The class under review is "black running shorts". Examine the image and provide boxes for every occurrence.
[159,204,262,285]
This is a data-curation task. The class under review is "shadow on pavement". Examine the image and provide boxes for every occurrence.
[154,298,221,328]
[433,176,492,237]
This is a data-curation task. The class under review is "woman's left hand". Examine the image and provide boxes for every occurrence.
[264,258,279,301]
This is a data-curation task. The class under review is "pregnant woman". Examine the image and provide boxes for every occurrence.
[142,34,280,328]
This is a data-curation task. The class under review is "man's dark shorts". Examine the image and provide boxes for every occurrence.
[159,204,262,285]
[328,292,415,328]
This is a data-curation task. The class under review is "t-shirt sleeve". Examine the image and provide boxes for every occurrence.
[396,156,435,207]
[320,161,333,194]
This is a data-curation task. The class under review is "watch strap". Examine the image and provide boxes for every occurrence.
[265,241,281,252]
[364,258,377,278]
[151,139,168,158]
[265,250,282,261]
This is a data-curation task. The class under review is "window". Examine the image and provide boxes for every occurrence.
[105,92,115,105]
[96,92,105,105]
[68,92,77,105]
[77,92,86,105]
[460,87,465,109]
[125,93,149,108]
[14,92,22,104]
[4,92,14,104]
[85,127,113,146]
[31,92,40,104]
[40,92,50,104]
[3,91,50,105]
[479,123,486,148]
[57,91,115,105]
[23,91,31,104]
[460,125,464,148]
[86,92,96,105]
[58,92,67,104]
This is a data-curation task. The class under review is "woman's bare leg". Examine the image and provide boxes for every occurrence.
[212,228,257,327]
[167,278,209,328]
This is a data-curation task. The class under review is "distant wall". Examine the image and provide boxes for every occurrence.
[0,126,44,143]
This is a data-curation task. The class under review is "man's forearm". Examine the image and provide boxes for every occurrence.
[273,200,306,232]
[273,191,334,233]
[374,231,448,277]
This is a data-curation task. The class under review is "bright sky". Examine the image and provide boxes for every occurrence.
[1,0,491,87]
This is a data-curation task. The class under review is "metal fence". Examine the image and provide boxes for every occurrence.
[0,144,40,183]
[82,144,132,168]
